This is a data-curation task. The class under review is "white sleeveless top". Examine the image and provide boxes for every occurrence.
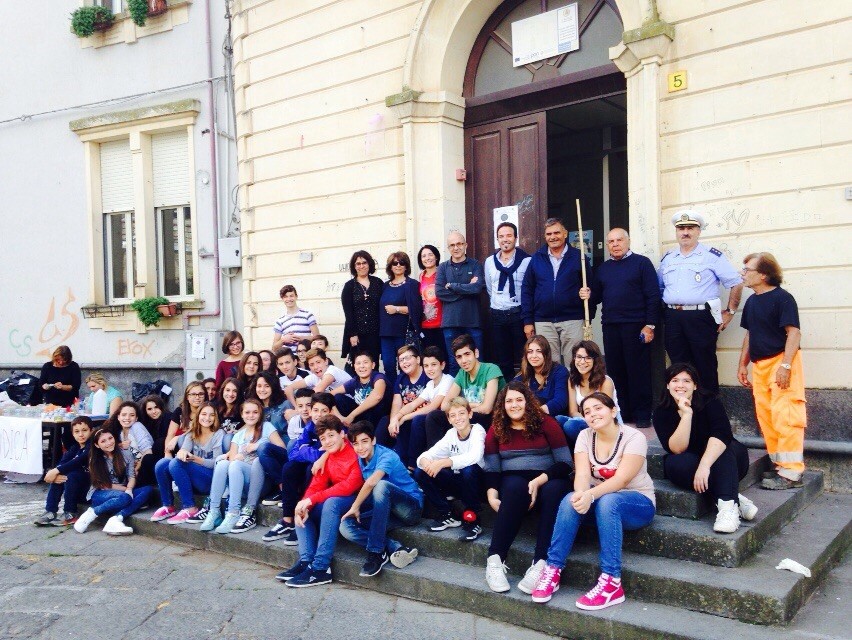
[575,375,624,425]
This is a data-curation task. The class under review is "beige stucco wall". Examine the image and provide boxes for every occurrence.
[232,0,851,388]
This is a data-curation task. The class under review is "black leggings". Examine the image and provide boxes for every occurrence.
[280,460,312,519]
[664,439,749,503]
[488,474,571,562]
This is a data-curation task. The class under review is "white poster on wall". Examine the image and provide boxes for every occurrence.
[0,417,43,475]
[512,3,580,67]
[493,206,520,249]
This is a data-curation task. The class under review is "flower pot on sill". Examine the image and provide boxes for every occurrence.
[93,19,113,32]
[156,303,178,317]
[148,0,168,17]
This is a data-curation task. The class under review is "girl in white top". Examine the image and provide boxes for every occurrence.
[529,392,655,611]
[109,401,154,472]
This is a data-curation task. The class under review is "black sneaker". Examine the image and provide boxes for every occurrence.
[287,565,333,588]
[262,520,294,542]
[231,506,256,533]
[429,515,461,531]
[276,559,310,582]
[389,546,418,569]
[460,521,482,542]
[359,551,389,577]
[282,527,298,546]
[34,512,57,527]
[187,499,210,524]
[261,492,283,507]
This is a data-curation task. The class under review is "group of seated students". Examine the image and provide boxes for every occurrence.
[35,330,759,612]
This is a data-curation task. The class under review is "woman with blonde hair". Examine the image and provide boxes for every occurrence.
[83,372,123,415]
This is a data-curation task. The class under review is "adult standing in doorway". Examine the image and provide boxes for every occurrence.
[737,253,806,490]
[521,218,596,366]
[658,211,743,395]
[596,229,660,427]
[271,285,320,351]
[341,250,383,368]
[417,245,444,354]
[484,222,531,382]
[435,231,485,376]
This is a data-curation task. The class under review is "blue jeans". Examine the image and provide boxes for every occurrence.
[546,490,655,577]
[208,458,268,515]
[339,480,422,554]
[442,328,484,376]
[91,486,153,518]
[45,471,89,514]
[381,336,407,378]
[557,416,586,452]
[296,495,356,571]
[258,441,288,488]
[155,457,214,509]
[415,465,482,514]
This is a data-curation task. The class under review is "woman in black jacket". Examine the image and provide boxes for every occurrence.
[341,250,383,368]
[653,363,757,535]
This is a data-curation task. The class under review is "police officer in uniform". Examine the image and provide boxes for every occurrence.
[658,211,743,394]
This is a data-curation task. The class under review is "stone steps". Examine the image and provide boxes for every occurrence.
[126,492,852,638]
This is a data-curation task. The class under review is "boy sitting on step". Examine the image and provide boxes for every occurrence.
[415,396,486,541]
[339,421,424,577]
[277,415,364,587]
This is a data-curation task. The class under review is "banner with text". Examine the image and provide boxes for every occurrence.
[0,417,43,475]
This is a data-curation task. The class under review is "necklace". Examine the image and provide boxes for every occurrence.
[591,430,623,466]
[358,280,370,299]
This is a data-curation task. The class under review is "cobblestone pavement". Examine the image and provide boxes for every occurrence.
[0,480,553,640]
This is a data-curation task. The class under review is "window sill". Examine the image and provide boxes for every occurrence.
[84,299,205,333]
[78,1,191,49]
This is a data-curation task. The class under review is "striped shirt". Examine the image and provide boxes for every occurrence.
[273,308,317,336]
[483,415,571,490]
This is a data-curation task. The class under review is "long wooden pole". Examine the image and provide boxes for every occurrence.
[576,198,593,340]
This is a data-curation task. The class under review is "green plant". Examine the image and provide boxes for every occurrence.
[70,6,114,37]
[127,0,149,27]
[130,296,170,327]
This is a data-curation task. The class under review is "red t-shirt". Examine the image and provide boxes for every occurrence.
[420,272,442,329]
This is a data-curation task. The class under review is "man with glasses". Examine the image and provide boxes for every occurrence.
[658,211,743,394]
[521,218,596,366]
[435,231,485,375]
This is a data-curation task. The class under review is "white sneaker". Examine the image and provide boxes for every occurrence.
[73,507,98,533]
[738,494,758,521]
[103,515,133,536]
[713,499,740,533]
[486,554,510,593]
[517,559,546,594]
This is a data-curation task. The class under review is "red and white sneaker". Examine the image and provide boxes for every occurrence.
[150,506,176,522]
[575,573,625,611]
[166,507,199,525]
[530,564,562,603]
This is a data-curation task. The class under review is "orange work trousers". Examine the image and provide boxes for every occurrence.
[751,351,806,481]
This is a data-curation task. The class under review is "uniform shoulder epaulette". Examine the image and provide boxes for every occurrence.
[709,247,723,257]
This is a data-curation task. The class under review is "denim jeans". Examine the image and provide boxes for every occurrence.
[338,480,422,554]
[208,458,268,515]
[442,327,484,376]
[415,465,482,514]
[257,441,288,488]
[557,416,586,452]
[45,471,89,515]
[381,336,407,378]
[377,414,423,469]
[155,457,214,509]
[91,486,153,518]
[296,495,356,571]
[546,490,655,577]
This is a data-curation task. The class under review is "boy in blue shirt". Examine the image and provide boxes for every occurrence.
[339,421,423,577]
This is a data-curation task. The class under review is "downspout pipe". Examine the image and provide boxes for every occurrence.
[184,0,221,329]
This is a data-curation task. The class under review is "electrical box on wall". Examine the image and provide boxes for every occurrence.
[218,237,241,268]
[184,330,227,386]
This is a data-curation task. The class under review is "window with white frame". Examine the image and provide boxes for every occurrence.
[100,139,136,303]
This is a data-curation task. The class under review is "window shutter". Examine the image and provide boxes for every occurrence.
[152,130,190,207]
[100,139,133,213]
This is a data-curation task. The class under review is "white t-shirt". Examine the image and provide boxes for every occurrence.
[303,364,352,391]
[418,373,454,403]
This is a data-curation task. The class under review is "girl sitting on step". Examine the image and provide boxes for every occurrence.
[74,428,153,536]
[201,398,285,535]
[530,392,656,610]
[151,402,226,525]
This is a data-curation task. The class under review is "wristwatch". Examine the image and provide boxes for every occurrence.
[779,363,792,370]
[726,308,737,315]
[645,325,655,330]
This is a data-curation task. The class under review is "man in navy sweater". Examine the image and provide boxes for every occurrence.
[595,228,660,427]
[521,217,596,365]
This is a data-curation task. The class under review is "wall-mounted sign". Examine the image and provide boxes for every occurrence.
[668,71,687,92]
[512,3,579,67]
[493,205,519,249]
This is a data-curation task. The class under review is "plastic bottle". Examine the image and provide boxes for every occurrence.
[91,389,108,415]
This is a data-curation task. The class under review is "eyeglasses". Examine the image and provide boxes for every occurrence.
[448,242,466,249]
[398,354,415,363]
[574,355,595,362]
[187,392,206,397]
[391,261,405,267]
[740,266,759,273]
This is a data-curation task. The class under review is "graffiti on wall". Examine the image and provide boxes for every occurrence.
[117,338,155,358]
[6,288,79,358]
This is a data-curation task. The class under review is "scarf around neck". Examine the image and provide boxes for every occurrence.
[493,248,530,299]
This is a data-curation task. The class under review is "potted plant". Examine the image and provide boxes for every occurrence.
[70,6,115,37]
[130,296,171,327]
[148,0,169,17]
[127,0,167,26]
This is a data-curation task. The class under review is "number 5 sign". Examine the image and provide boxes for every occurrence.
[668,70,687,92]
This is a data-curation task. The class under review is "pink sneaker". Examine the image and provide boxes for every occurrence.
[531,564,561,603]
[166,508,199,525]
[150,506,176,522]
[575,573,625,611]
